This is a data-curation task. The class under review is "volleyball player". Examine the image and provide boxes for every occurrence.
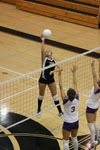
[58,65,79,150]
[37,35,63,118]
[86,60,100,149]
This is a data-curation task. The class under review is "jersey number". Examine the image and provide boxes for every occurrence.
[71,106,75,112]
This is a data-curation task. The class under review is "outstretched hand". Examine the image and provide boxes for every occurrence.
[91,60,95,66]
[49,71,54,75]
[40,34,45,41]
[71,65,77,72]
[50,68,63,76]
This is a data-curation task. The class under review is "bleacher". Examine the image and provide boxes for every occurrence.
[1,0,100,28]
[1,0,16,4]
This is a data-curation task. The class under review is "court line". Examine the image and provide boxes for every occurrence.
[0,132,62,141]
[0,132,93,150]
[0,66,24,75]
[0,125,20,150]
[0,66,38,82]
[69,135,90,149]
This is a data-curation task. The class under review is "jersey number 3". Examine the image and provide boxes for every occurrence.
[71,106,75,112]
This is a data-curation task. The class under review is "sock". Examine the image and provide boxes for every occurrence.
[54,100,62,113]
[71,137,78,150]
[88,123,96,143]
[53,95,62,113]
[94,121,100,139]
[63,139,69,150]
[37,96,43,112]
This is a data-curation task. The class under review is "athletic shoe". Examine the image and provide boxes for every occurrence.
[97,136,100,142]
[89,141,98,149]
[58,112,63,118]
[37,111,41,118]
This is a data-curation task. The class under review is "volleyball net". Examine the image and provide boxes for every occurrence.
[0,47,100,132]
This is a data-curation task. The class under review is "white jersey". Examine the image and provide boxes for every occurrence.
[63,96,79,123]
[86,87,100,109]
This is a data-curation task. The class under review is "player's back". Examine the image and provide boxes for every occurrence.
[63,96,79,123]
[86,87,100,109]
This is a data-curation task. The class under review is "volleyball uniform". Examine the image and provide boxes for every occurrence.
[39,57,56,84]
[86,87,100,113]
[63,96,79,131]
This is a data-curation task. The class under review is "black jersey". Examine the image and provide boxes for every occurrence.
[41,57,56,80]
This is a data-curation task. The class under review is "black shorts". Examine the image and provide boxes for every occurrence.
[39,76,55,84]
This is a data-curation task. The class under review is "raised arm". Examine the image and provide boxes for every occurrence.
[71,65,78,96]
[41,35,46,64]
[49,65,62,75]
[91,60,99,92]
[58,69,66,101]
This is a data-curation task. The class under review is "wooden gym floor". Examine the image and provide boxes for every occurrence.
[0,2,100,150]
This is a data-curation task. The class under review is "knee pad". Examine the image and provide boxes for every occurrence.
[53,94,59,101]
[63,139,69,150]
[38,96,44,101]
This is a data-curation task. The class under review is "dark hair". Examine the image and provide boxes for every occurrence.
[67,88,76,101]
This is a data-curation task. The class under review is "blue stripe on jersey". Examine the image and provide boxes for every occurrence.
[63,98,69,105]
[95,88,100,94]
[75,96,79,100]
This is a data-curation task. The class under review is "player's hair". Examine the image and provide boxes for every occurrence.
[67,88,76,101]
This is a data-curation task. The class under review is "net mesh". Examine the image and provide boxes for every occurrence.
[0,47,100,131]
